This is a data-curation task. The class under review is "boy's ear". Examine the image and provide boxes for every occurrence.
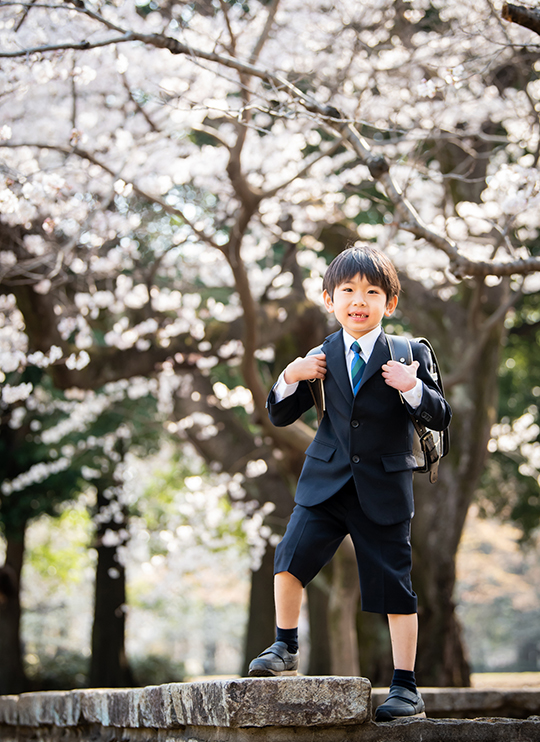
[323,289,335,313]
[385,295,398,317]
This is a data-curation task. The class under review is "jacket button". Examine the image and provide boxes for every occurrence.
[351,420,359,428]
[352,455,360,464]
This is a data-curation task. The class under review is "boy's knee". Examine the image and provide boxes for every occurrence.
[275,571,302,584]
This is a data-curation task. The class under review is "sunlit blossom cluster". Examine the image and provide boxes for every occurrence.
[483,165,540,220]
[0,0,537,283]
[2,456,71,496]
[489,410,540,484]
[0,0,537,457]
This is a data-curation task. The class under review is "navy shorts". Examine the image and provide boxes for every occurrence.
[274,478,417,614]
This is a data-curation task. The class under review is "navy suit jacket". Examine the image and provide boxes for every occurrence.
[267,329,452,526]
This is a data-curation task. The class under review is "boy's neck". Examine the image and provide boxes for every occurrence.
[342,325,382,348]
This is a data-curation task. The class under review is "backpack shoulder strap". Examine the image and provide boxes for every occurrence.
[387,334,449,481]
[414,337,444,397]
[414,337,449,458]
[386,334,413,366]
[386,335,413,405]
[388,335,445,395]
[305,343,325,422]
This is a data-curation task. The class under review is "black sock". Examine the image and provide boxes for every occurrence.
[392,669,417,693]
[276,626,298,654]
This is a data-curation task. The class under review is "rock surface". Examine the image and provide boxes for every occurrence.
[2,680,540,742]
[0,676,371,729]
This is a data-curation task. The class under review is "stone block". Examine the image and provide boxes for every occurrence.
[139,684,179,728]
[0,677,371,731]
[78,688,144,728]
[168,676,371,727]
[0,695,18,725]
[17,691,82,727]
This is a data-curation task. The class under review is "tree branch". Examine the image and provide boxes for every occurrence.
[262,136,349,199]
[249,0,280,65]
[118,63,160,133]
[217,0,237,55]
[3,19,540,278]
[444,281,519,388]
[0,141,219,249]
[70,54,78,132]
[223,0,281,181]
[174,368,312,484]
[502,3,540,38]
[191,125,231,149]
[0,33,134,56]
[86,32,540,278]
[13,0,37,32]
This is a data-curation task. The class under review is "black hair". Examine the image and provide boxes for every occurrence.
[322,244,400,300]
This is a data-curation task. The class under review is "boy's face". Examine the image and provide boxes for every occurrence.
[323,273,398,339]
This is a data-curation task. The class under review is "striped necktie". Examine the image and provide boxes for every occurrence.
[351,341,366,395]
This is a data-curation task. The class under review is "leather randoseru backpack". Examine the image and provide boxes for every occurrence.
[386,334,450,484]
[307,335,450,484]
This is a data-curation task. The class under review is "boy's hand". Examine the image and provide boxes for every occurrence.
[284,353,327,384]
[381,360,419,392]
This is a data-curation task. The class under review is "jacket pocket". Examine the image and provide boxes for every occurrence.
[381,452,417,472]
[305,439,336,462]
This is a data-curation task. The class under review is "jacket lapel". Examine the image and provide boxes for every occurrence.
[322,329,391,406]
[357,329,389,391]
[323,331,352,406]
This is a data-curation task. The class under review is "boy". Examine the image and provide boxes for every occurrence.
[247,245,452,722]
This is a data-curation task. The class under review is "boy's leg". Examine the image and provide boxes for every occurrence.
[247,492,349,677]
[341,492,423,720]
[274,571,302,655]
[275,571,303,628]
[388,612,417,671]
[248,571,302,677]
[375,612,425,722]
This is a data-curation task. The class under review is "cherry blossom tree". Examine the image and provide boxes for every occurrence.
[1,0,540,686]
[0,345,165,691]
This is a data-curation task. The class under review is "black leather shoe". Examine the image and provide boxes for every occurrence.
[248,641,299,676]
[375,685,426,721]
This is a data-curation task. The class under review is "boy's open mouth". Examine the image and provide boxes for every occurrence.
[350,312,368,317]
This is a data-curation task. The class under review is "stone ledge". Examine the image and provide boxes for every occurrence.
[0,676,371,729]
[1,717,540,742]
[3,679,540,742]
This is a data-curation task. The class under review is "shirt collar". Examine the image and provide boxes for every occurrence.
[343,326,382,360]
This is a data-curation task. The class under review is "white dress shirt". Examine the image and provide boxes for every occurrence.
[273,326,423,408]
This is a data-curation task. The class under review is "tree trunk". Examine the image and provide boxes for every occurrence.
[241,545,276,676]
[0,524,28,694]
[89,487,134,688]
[388,272,509,686]
[327,536,360,676]
[306,573,332,675]
[357,611,393,686]
[412,470,474,686]
[409,289,506,686]
[172,371,298,676]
